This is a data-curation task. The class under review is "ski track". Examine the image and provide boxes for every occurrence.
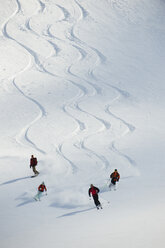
[12,79,46,154]
[59,1,136,173]
[40,0,136,175]
[55,1,106,80]
[74,139,110,171]
[0,0,85,172]
[110,141,136,168]
[105,104,135,133]
[0,0,51,154]
[59,79,111,172]
[36,2,112,171]
[2,0,56,74]
[37,0,46,13]
[56,4,70,22]
[74,0,89,19]
[1,0,137,179]
[56,144,78,174]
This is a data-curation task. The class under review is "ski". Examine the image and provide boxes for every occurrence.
[31,173,39,178]
[96,204,103,210]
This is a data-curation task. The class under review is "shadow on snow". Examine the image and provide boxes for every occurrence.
[15,192,47,207]
[0,176,30,186]
[16,198,35,207]
[57,207,95,218]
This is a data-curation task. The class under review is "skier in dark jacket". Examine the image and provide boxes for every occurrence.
[109,169,120,190]
[30,155,39,176]
[88,184,102,209]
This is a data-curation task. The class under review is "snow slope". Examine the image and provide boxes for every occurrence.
[0,0,165,247]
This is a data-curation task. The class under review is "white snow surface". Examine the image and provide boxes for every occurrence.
[0,0,165,247]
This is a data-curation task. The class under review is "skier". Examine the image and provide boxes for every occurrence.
[34,182,47,201]
[109,169,120,190]
[30,155,39,176]
[88,184,102,209]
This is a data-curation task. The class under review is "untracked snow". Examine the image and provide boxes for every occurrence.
[0,0,165,248]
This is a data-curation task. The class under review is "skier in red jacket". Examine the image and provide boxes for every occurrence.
[34,182,47,201]
[88,184,102,209]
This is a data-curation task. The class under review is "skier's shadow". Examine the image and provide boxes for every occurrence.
[0,176,30,186]
[16,192,47,207]
[15,192,36,207]
[16,198,35,207]
[57,207,95,218]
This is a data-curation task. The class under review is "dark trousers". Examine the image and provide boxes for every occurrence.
[32,166,39,175]
[93,194,101,207]
[111,178,117,185]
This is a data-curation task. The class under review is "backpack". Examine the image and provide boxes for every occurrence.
[33,158,37,166]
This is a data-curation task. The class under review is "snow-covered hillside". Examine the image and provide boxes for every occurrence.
[0,0,165,247]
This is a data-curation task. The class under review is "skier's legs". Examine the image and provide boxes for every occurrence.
[109,182,116,191]
[33,166,39,175]
[97,197,102,208]
[109,178,117,190]
[93,195,101,207]
[34,191,42,200]
[38,191,42,200]
[34,192,39,200]
[93,195,97,206]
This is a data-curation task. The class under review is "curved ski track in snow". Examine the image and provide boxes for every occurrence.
[52,2,113,172]
[55,1,136,174]
[1,0,137,178]
[43,0,135,174]
[12,78,46,154]
[35,1,113,172]
[1,0,55,154]
[0,0,89,173]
